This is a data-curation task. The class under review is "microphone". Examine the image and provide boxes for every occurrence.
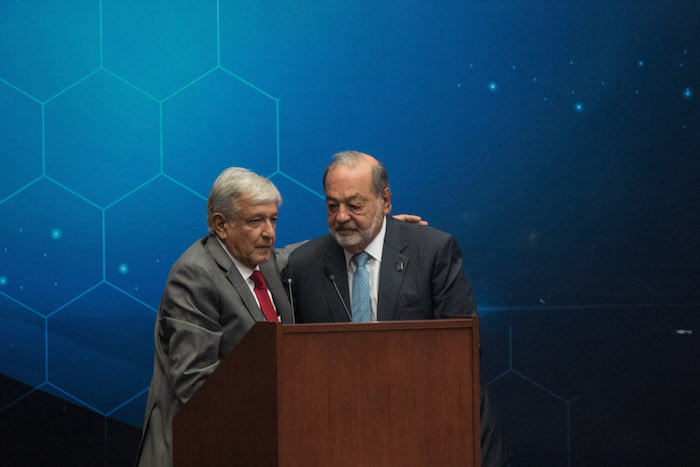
[322,264,352,321]
[287,277,296,324]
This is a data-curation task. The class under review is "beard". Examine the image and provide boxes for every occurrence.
[330,201,385,251]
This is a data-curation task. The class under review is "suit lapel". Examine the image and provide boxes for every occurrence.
[204,236,266,322]
[322,239,352,322]
[378,217,409,321]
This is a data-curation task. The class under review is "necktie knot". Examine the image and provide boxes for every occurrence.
[250,270,266,290]
[352,252,370,268]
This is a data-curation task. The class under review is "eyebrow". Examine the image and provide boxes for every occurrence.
[326,193,365,203]
[242,209,278,219]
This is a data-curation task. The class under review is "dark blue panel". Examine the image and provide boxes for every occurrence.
[269,173,326,248]
[0,179,102,314]
[0,296,44,387]
[105,176,207,309]
[0,1,699,464]
[102,0,217,99]
[0,0,99,101]
[0,83,42,200]
[44,71,160,207]
[163,69,277,196]
[48,283,154,413]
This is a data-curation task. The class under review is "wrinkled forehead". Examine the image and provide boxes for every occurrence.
[325,164,375,198]
[234,196,279,217]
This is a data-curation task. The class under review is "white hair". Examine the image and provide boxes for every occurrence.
[206,167,282,234]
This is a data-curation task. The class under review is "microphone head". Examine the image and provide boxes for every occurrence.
[322,264,335,281]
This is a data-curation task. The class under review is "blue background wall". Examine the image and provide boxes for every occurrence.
[1,1,699,465]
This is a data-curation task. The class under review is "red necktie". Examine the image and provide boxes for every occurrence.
[250,270,279,322]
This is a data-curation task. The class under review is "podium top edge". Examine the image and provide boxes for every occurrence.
[278,317,477,334]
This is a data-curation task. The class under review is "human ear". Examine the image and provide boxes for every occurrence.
[381,187,392,214]
[212,213,228,239]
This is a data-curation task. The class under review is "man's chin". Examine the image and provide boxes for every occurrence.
[254,249,272,264]
[331,230,361,249]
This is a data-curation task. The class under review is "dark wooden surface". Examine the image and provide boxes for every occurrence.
[174,319,480,466]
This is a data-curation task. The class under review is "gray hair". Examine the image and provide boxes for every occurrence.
[322,150,389,196]
[206,167,282,234]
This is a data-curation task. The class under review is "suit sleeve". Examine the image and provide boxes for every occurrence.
[431,234,478,318]
[274,240,308,271]
[155,260,224,404]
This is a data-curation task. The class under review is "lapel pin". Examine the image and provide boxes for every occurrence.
[395,262,404,271]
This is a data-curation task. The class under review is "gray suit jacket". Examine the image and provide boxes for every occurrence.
[284,215,477,322]
[136,235,292,467]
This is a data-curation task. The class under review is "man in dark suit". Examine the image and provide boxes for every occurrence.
[136,167,293,467]
[284,150,510,466]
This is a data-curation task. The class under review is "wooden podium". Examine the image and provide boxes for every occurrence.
[173,319,480,466]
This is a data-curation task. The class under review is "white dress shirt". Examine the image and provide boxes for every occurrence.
[343,217,387,321]
[216,237,279,318]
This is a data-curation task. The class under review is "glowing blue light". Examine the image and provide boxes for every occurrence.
[683,88,693,99]
[574,102,584,113]
[119,263,129,274]
[0,276,7,286]
[51,228,62,240]
[487,81,498,92]
[569,60,574,65]
[637,60,644,67]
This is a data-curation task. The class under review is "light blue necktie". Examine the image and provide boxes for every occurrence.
[351,252,371,322]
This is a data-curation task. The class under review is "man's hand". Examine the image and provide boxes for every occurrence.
[393,214,428,225]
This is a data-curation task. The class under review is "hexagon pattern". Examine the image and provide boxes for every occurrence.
[1,0,699,465]
[102,0,217,100]
[48,283,154,415]
[163,68,277,196]
[45,70,160,207]
[0,83,42,201]
[0,0,318,436]
[0,295,44,388]
[0,178,102,315]
[0,0,99,101]
[105,175,207,309]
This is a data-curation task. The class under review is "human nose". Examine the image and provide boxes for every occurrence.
[335,204,351,223]
[261,219,275,237]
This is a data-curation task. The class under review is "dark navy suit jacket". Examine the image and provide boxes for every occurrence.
[284,215,477,323]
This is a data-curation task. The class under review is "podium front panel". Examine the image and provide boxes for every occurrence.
[277,319,479,466]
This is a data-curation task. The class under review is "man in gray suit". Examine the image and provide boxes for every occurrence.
[136,167,293,467]
[283,150,510,466]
